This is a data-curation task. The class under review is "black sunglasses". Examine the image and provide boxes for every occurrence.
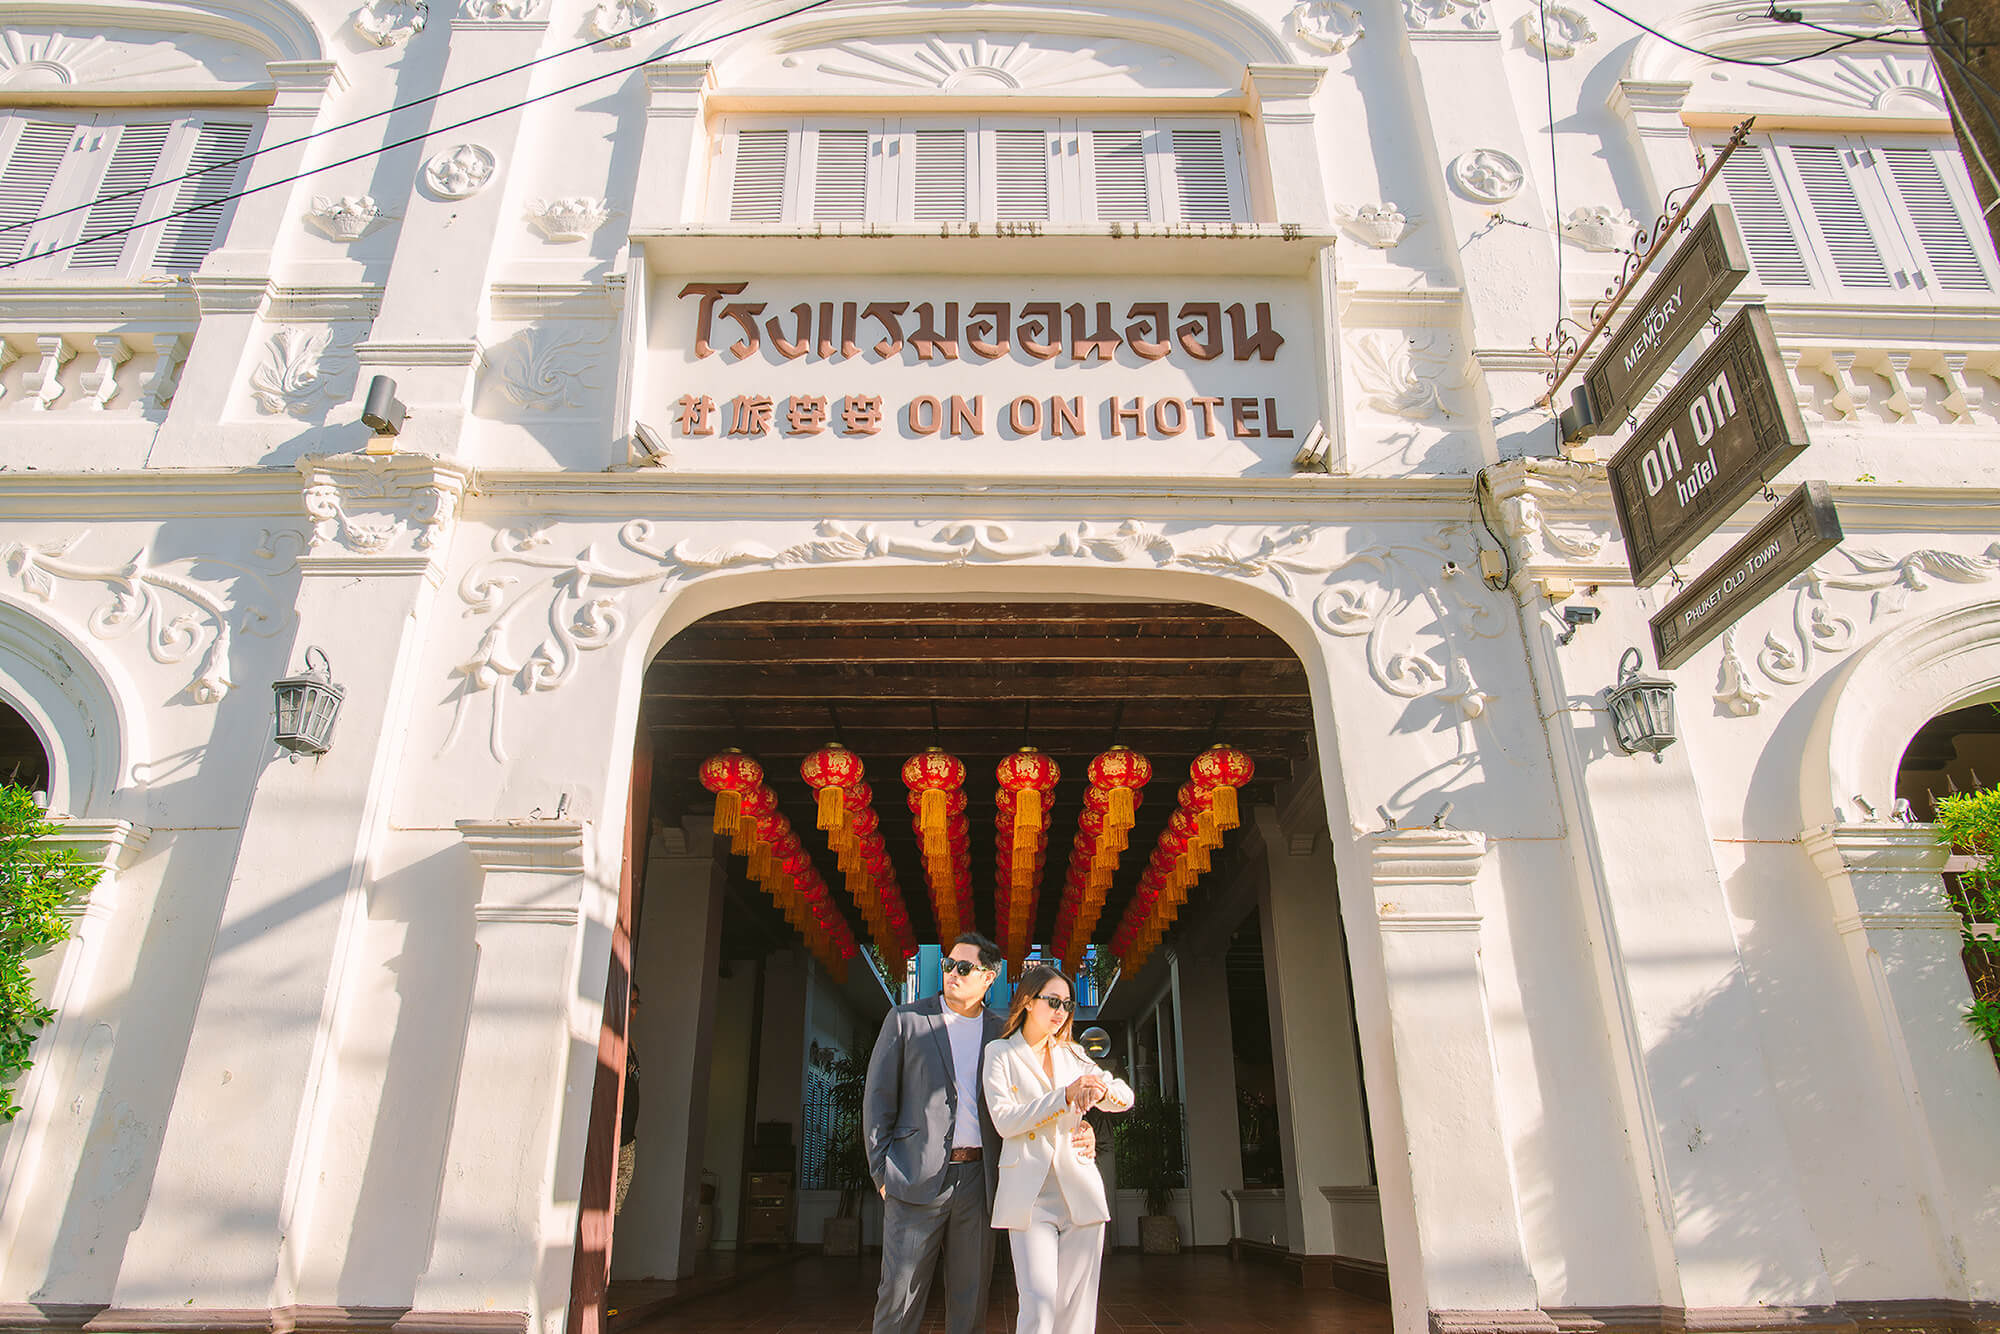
[1034,993,1075,1013]
[943,959,991,977]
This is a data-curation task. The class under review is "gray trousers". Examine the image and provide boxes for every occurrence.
[873,1160,996,1334]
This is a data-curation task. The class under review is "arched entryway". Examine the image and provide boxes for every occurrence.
[589,596,1390,1332]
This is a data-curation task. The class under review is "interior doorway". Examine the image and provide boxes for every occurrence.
[595,598,1387,1329]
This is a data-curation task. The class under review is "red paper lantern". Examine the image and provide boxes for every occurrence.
[1086,746,1151,837]
[902,748,966,855]
[1190,744,1255,832]
[698,751,764,837]
[801,743,865,833]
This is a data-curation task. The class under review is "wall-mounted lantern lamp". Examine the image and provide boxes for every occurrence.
[273,646,345,760]
[1604,646,1677,761]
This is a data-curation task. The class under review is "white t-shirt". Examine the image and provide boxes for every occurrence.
[941,1004,984,1148]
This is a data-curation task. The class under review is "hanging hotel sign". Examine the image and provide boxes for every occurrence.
[1608,305,1810,588]
[1651,481,1843,670]
[1580,205,1750,434]
[664,280,1304,446]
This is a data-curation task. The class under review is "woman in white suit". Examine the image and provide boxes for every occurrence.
[982,963,1134,1334]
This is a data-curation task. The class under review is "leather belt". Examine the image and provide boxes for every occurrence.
[948,1147,983,1163]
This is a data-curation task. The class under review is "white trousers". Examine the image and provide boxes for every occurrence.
[1006,1172,1105,1334]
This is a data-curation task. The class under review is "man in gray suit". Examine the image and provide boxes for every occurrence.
[864,932,1096,1334]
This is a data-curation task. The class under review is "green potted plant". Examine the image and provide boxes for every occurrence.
[1,785,100,1120]
[1115,1083,1185,1254]
[821,1042,873,1256]
[1936,785,2000,1057]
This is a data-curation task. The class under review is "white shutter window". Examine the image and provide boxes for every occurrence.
[149,119,253,273]
[1785,143,1894,289]
[808,128,871,223]
[1086,128,1150,221]
[1879,145,1991,292]
[909,129,970,221]
[989,127,1052,221]
[1719,143,1812,288]
[66,122,172,271]
[729,128,792,223]
[0,119,75,267]
[1169,127,1234,223]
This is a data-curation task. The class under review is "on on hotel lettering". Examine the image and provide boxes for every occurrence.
[1636,369,1738,512]
[675,392,1294,440]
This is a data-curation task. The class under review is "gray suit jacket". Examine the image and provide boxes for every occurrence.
[862,994,1005,1206]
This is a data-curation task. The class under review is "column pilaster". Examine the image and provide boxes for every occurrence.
[1368,827,1544,1323]
[1802,823,2000,1291]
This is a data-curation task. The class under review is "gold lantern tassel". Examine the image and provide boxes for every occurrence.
[1108,785,1134,838]
[920,788,948,849]
[1212,784,1240,832]
[1017,788,1043,837]
[731,821,753,857]
[817,785,845,832]
[713,789,741,837]
[1197,809,1218,849]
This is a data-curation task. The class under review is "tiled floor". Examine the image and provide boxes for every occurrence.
[622,1252,1393,1333]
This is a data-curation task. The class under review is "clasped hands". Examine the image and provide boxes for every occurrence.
[1066,1073,1109,1114]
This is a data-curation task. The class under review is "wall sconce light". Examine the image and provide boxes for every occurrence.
[1604,647,1677,761]
[273,646,345,760]
[361,375,407,447]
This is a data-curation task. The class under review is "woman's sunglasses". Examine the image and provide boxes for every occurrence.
[1035,993,1075,1013]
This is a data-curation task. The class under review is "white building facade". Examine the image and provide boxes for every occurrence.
[1,0,1998,1332]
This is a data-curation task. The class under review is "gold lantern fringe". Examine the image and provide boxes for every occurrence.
[817,785,845,832]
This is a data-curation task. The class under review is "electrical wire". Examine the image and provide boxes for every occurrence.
[0,0,736,240]
[0,0,840,270]
[1536,0,1566,452]
[1583,0,1927,66]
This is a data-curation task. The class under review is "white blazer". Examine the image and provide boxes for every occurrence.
[981,1030,1134,1231]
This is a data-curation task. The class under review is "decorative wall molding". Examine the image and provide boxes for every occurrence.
[443,518,1507,764]
[1488,460,1608,596]
[786,32,1224,94]
[0,533,294,705]
[298,453,474,565]
[458,0,539,19]
[1713,629,1772,717]
[1404,0,1494,34]
[1450,148,1525,203]
[306,195,388,241]
[1289,0,1365,54]
[482,326,604,413]
[1348,331,1464,420]
[249,327,354,417]
[1520,3,1596,58]
[1752,543,2000,690]
[456,818,590,874]
[525,196,612,243]
[422,144,496,200]
[1736,52,1944,116]
[1560,204,1637,254]
[585,0,657,47]
[139,335,186,414]
[0,28,221,89]
[1332,203,1415,250]
[354,0,427,46]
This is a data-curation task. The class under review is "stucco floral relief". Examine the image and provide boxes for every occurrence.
[441,519,1508,786]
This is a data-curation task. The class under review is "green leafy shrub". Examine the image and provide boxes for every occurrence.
[1114,1082,1185,1216]
[1,785,101,1120]
[1935,785,2000,1055]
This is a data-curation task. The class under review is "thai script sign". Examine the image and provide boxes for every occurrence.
[1651,481,1842,669]
[1581,206,1749,434]
[1608,306,1810,587]
[662,279,1306,447]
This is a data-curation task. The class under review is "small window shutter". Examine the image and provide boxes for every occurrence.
[1087,128,1149,221]
[67,121,173,271]
[1879,146,1991,292]
[149,120,253,273]
[991,128,1051,221]
[910,129,969,221]
[729,128,792,223]
[1786,143,1893,289]
[810,128,870,222]
[0,119,76,267]
[1168,127,1234,223]
[1719,143,1812,287]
